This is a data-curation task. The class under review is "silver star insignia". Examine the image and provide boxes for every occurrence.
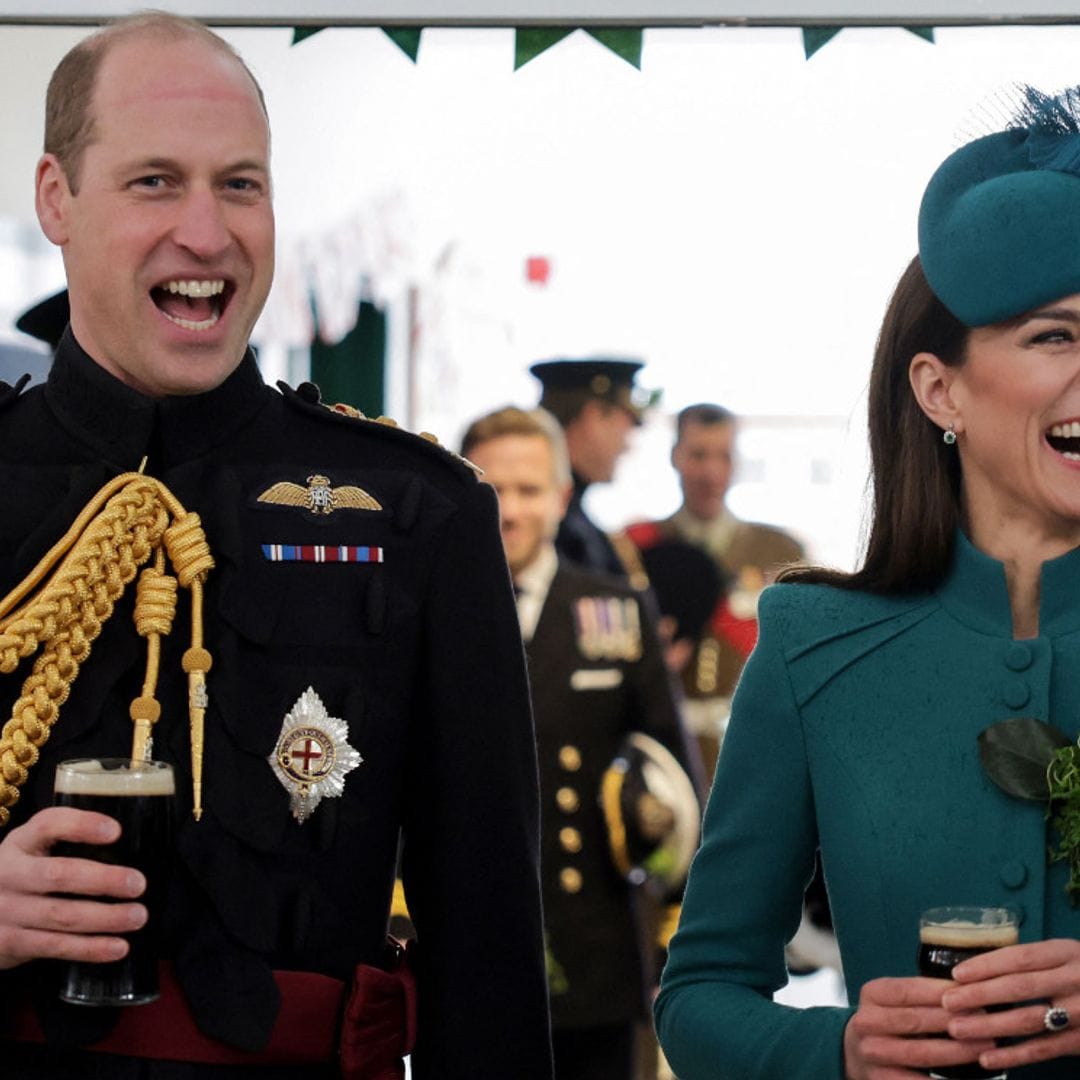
[269,686,362,823]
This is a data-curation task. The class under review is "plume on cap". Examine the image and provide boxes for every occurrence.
[918,82,1080,327]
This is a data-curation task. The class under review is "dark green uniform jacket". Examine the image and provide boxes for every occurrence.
[0,332,553,1079]
[656,532,1080,1079]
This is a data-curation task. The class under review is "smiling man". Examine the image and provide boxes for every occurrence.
[0,14,551,1080]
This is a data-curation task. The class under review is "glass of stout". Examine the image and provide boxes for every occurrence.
[918,905,1020,1080]
[53,758,175,1006]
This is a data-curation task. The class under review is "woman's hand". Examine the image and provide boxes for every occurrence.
[0,806,146,970]
[844,976,996,1079]
[942,938,1080,1072]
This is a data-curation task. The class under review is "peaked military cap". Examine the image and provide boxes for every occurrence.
[530,356,659,425]
[919,85,1080,326]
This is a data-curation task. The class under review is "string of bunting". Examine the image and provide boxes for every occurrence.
[290,25,937,66]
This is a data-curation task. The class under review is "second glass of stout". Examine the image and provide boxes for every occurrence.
[53,758,175,1006]
[918,905,1020,1080]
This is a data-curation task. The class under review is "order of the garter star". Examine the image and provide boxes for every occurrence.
[270,687,362,823]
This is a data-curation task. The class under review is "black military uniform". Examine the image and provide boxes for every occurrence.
[557,473,628,579]
[523,558,697,1080]
[0,332,553,1079]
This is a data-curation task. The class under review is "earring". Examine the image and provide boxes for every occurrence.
[943,424,957,446]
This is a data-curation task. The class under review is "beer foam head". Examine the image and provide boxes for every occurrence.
[55,758,175,797]
[919,918,1019,949]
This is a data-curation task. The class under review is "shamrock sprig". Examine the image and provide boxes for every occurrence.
[978,717,1080,904]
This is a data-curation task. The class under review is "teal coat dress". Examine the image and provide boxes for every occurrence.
[655,533,1080,1079]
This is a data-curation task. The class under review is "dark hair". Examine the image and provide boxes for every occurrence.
[45,11,269,195]
[781,256,969,593]
[675,403,735,444]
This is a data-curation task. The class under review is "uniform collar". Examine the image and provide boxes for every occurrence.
[44,327,267,472]
[936,528,1080,638]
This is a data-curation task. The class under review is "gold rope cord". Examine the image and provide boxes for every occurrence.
[0,472,213,826]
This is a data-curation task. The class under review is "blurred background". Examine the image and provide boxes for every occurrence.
[3,9,1080,569]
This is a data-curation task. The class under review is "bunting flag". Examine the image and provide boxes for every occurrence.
[585,28,643,69]
[803,25,936,59]
[292,26,325,45]
[514,27,574,69]
[291,26,422,62]
[291,24,930,68]
[514,27,643,70]
[383,28,423,61]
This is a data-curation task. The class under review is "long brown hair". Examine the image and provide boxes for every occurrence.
[781,256,969,592]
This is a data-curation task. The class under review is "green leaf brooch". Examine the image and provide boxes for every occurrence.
[979,717,1080,903]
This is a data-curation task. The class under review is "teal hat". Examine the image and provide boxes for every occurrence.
[918,87,1080,327]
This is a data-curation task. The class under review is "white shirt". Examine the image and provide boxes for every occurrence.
[513,542,558,643]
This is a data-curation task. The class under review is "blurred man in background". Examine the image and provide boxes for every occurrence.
[463,405,701,1080]
[628,403,803,775]
[530,357,657,579]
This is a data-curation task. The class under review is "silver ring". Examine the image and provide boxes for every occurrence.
[1043,1005,1070,1032]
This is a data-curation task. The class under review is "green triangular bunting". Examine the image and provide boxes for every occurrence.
[804,25,935,58]
[904,26,936,44]
[586,28,642,69]
[802,27,842,59]
[514,27,574,69]
[383,28,422,61]
[291,26,326,46]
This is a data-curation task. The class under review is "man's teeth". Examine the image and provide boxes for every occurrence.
[164,310,220,331]
[1050,421,1080,438]
[163,279,225,297]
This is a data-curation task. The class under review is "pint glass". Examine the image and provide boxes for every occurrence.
[918,905,1020,1080]
[53,758,175,1006]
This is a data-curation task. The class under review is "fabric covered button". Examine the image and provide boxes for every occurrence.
[1002,681,1030,710]
[999,861,1028,889]
[1004,643,1033,672]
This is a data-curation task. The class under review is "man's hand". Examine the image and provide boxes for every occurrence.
[0,806,146,970]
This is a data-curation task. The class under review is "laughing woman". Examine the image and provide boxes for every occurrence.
[655,87,1080,1080]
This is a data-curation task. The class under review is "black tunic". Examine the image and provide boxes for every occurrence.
[526,562,696,1031]
[0,332,553,1079]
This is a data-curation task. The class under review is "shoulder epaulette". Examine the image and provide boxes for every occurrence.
[277,380,483,481]
[0,374,32,418]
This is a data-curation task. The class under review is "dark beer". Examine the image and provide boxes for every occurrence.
[918,908,1019,1080]
[53,758,175,1006]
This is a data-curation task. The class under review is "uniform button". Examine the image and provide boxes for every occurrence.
[560,827,583,854]
[1002,681,1030,710]
[559,867,583,894]
[1004,643,1033,672]
[556,787,580,813]
[559,746,582,772]
[999,861,1028,889]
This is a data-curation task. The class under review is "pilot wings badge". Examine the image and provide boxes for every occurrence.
[257,474,382,515]
[270,687,362,823]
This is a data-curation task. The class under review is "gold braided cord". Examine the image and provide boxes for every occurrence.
[0,473,213,826]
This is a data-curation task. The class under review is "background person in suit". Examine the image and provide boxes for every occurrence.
[462,405,700,1080]
[656,87,1080,1079]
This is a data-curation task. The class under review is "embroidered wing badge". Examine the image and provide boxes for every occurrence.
[257,474,382,515]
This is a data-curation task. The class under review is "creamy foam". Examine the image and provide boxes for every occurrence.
[55,759,175,797]
[919,919,1019,949]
